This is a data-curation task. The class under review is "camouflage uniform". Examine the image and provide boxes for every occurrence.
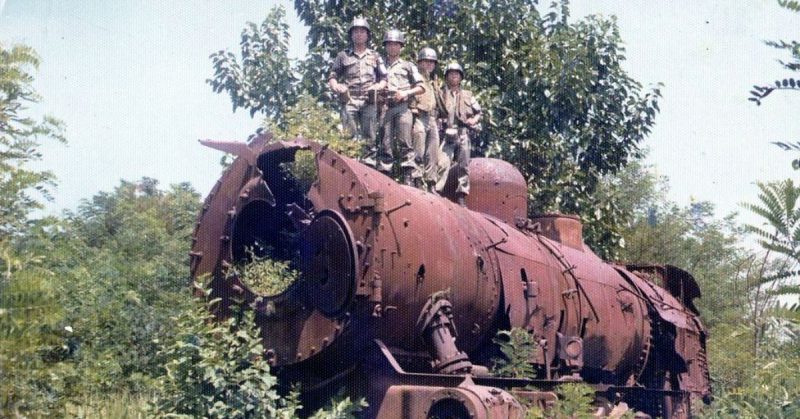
[412,48,445,188]
[438,64,482,198]
[381,58,423,175]
[378,30,423,178]
[328,22,386,160]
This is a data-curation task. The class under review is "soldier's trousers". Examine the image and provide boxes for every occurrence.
[379,103,416,174]
[412,113,442,185]
[341,99,377,160]
[436,127,471,195]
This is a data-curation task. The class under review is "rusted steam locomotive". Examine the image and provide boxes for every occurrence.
[190,134,711,418]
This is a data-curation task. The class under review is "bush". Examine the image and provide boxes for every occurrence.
[231,249,298,297]
[700,356,800,419]
[0,266,79,417]
[308,389,368,419]
[153,298,300,418]
[491,328,537,378]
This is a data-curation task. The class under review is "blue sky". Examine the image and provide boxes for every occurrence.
[1,1,798,227]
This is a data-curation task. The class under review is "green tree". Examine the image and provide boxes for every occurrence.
[0,176,203,416]
[0,42,65,276]
[0,42,71,416]
[56,178,201,395]
[743,179,800,261]
[740,180,800,340]
[207,6,298,125]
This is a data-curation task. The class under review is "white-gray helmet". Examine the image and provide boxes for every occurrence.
[349,16,371,39]
[383,29,405,45]
[444,62,464,77]
[417,47,438,62]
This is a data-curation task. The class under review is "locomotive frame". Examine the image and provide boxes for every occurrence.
[189,135,711,418]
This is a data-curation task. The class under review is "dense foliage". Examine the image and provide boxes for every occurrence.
[208,6,298,124]
[491,328,538,379]
[0,41,69,416]
[154,300,301,418]
[0,175,201,415]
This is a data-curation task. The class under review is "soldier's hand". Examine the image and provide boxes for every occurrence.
[331,82,346,94]
[393,90,406,102]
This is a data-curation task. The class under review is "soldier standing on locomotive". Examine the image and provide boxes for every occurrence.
[378,29,424,184]
[411,47,446,191]
[327,17,387,166]
[438,62,482,206]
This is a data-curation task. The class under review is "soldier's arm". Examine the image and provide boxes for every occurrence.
[328,53,347,93]
[466,95,482,126]
[402,84,424,99]
[368,54,388,91]
[397,83,423,100]
[407,64,425,96]
[394,64,424,100]
[369,79,387,91]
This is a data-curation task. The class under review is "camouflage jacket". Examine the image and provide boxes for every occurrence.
[328,48,386,97]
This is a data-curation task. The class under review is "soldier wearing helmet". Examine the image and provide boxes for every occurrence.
[378,29,424,183]
[328,17,387,163]
[438,62,482,206]
[411,47,446,190]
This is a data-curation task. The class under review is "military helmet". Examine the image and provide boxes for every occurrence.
[417,47,438,63]
[383,29,405,45]
[444,62,464,77]
[348,16,370,38]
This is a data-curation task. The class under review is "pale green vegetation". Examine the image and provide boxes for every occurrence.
[491,328,538,378]
[153,300,301,418]
[233,249,299,296]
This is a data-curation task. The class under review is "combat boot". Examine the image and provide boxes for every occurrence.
[361,155,377,168]
[378,161,393,174]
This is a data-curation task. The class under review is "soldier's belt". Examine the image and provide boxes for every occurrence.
[346,88,377,104]
[386,98,410,108]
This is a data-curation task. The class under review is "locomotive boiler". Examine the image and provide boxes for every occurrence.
[190,134,711,418]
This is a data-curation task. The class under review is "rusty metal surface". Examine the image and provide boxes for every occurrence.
[530,213,584,250]
[191,137,711,418]
[464,158,527,225]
